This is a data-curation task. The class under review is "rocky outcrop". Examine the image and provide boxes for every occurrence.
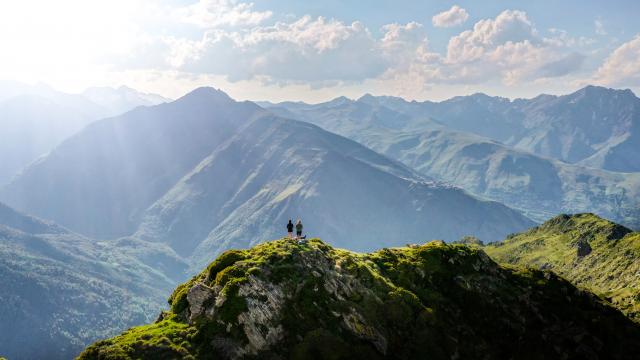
[79,237,640,360]
[576,238,592,257]
[187,283,216,322]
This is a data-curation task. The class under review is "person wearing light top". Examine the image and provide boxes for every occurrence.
[295,219,303,239]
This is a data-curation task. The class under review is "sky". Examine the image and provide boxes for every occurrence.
[1,0,640,102]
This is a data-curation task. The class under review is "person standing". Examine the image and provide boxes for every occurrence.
[295,219,303,239]
[286,219,294,238]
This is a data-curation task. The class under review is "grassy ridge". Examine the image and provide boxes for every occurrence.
[484,213,640,322]
[79,238,640,359]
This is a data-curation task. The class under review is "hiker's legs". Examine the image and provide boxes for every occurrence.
[288,232,293,239]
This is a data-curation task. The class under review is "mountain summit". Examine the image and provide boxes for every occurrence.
[79,238,640,359]
[174,86,234,105]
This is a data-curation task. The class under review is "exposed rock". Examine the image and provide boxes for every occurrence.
[576,239,592,257]
[342,308,387,354]
[187,283,216,322]
[236,276,286,354]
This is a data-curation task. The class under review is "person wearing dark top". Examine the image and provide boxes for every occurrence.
[286,219,294,238]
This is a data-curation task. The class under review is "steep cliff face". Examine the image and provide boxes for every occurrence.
[79,238,640,360]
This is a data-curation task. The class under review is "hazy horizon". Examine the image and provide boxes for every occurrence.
[4,79,638,106]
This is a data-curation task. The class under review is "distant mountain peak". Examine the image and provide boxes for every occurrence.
[357,93,377,103]
[570,84,637,100]
[176,87,234,104]
[357,93,409,106]
[81,85,171,116]
[538,213,632,241]
[325,95,352,106]
[116,85,137,92]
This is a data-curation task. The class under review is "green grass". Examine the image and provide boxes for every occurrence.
[484,213,640,322]
[77,316,197,360]
[79,234,640,360]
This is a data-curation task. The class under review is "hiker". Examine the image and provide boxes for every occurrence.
[286,219,294,238]
[295,219,303,239]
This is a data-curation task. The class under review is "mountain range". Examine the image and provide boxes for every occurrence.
[358,85,640,173]
[82,86,171,116]
[0,87,533,273]
[262,86,640,229]
[0,82,639,359]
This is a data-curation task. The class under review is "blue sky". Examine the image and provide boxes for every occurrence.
[1,0,639,102]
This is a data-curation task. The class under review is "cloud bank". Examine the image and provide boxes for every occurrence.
[2,0,637,100]
[432,5,469,28]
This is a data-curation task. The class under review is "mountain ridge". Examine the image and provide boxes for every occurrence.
[263,89,640,229]
[483,213,640,322]
[264,85,640,172]
[0,82,169,186]
[1,87,533,273]
[78,237,640,359]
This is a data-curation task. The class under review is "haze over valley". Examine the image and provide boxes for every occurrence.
[1,1,640,359]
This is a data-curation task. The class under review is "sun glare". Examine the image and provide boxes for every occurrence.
[0,0,143,90]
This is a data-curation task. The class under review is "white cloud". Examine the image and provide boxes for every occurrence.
[380,22,428,66]
[187,16,388,83]
[593,35,640,86]
[39,3,593,98]
[382,10,586,90]
[446,10,537,62]
[175,0,272,28]
[432,5,469,28]
[121,16,429,86]
[120,9,587,91]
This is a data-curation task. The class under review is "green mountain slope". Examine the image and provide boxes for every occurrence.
[361,128,640,227]
[79,238,640,360]
[265,95,640,229]
[134,109,533,271]
[0,202,186,359]
[484,214,640,322]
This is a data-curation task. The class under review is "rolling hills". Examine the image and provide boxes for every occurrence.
[358,127,640,227]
